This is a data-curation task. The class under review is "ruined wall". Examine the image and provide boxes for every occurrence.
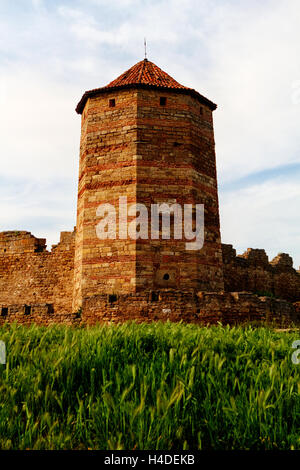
[81,291,298,327]
[0,231,298,327]
[0,231,46,254]
[0,290,298,327]
[0,303,79,326]
[0,230,75,315]
[1,290,297,327]
[222,244,300,302]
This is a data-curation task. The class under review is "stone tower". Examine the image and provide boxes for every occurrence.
[73,59,224,310]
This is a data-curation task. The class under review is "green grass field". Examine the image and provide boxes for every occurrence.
[0,322,299,450]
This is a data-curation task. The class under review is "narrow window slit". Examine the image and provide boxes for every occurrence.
[108,294,118,304]
[24,305,31,315]
[1,307,8,317]
[151,292,159,302]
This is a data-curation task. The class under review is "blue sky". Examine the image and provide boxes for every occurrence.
[0,0,300,267]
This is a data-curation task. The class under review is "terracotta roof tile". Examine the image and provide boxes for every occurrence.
[76,59,217,114]
[105,59,188,89]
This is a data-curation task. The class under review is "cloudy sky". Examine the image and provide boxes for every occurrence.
[0,0,300,267]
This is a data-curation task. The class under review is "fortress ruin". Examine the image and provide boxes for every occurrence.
[0,59,299,326]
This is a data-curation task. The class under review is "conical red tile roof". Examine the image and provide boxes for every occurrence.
[105,59,188,89]
[76,59,216,114]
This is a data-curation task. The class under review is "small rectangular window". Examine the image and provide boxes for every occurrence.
[24,305,31,315]
[200,107,203,115]
[151,292,159,302]
[47,304,54,314]
[1,307,8,317]
[109,98,116,107]
[108,294,118,304]
[160,97,167,106]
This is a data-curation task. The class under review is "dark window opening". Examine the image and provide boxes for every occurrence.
[151,292,159,302]
[160,97,167,106]
[109,98,116,108]
[47,304,54,314]
[1,307,8,317]
[200,107,203,115]
[108,294,118,304]
[173,142,181,147]
[163,273,170,281]
[24,305,31,315]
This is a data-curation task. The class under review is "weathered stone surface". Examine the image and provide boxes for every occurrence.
[0,231,46,254]
[222,244,300,302]
[0,230,75,314]
[79,291,298,327]
[0,303,80,326]
[0,291,297,327]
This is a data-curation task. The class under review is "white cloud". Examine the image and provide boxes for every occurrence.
[220,176,300,269]
[0,176,77,249]
[0,66,80,180]
[0,0,299,267]
[31,0,43,8]
[203,0,300,182]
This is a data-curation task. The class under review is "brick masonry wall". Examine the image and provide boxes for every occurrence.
[0,231,46,254]
[0,231,298,326]
[222,244,300,302]
[0,303,80,326]
[73,89,139,310]
[135,89,224,293]
[0,292,298,327]
[0,231,75,315]
[81,291,298,327]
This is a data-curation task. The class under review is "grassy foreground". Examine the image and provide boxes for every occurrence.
[0,322,299,450]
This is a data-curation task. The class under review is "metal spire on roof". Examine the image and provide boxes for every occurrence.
[144,38,147,60]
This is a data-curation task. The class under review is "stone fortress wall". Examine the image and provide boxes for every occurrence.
[0,230,299,326]
[222,244,300,302]
[0,230,76,324]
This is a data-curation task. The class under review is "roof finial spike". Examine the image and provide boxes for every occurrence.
[144,37,147,60]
